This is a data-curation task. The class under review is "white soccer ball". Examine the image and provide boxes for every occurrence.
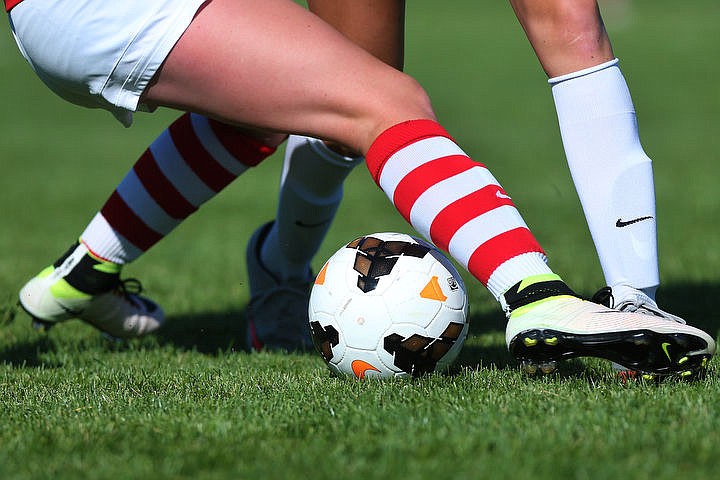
[308,232,469,379]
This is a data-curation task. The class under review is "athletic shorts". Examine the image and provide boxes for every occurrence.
[9,0,208,126]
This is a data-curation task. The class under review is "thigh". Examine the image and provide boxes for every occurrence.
[308,0,405,69]
[143,0,433,154]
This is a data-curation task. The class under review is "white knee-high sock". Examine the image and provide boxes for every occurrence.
[260,136,364,282]
[550,59,659,300]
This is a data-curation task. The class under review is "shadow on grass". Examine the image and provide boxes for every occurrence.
[0,335,62,368]
[654,282,720,337]
[153,309,250,355]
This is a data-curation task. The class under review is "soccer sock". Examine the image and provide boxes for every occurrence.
[78,113,276,269]
[550,59,659,301]
[261,135,364,282]
[365,119,554,302]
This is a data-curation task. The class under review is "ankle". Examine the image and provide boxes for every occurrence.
[501,274,576,315]
[54,242,122,295]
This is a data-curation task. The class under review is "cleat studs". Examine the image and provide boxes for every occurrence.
[678,356,689,365]
[521,361,538,375]
[702,357,709,368]
[680,370,692,378]
[539,361,557,374]
[641,374,655,381]
[523,337,538,347]
[31,319,53,332]
[617,370,638,383]
[543,337,558,346]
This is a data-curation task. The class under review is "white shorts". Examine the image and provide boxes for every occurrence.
[9,0,208,126]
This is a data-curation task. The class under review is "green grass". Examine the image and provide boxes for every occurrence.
[2,1,720,479]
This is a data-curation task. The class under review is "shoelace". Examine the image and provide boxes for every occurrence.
[590,286,685,324]
[590,286,613,307]
[111,278,144,307]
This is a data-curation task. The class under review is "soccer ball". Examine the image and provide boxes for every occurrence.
[308,232,469,379]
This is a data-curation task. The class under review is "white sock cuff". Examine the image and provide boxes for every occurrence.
[80,213,142,264]
[486,252,553,300]
[548,58,620,85]
[298,136,365,168]
[550,59,635,125]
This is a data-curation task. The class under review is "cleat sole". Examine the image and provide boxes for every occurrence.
[521,360,538,375]
[509,328,712,379]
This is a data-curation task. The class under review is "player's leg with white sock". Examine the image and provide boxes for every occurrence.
[550,59,663,309]
[246,135,364,351]
[259,135,364,282]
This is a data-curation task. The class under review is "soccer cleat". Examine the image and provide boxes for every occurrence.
[591,285,686,324]
[504,275,715,378]
[591,286,689,374]
[18,242,164,339]
[245,222,314,352]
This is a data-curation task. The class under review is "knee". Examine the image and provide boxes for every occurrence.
[374,74,436,131]
[353,72,436,155]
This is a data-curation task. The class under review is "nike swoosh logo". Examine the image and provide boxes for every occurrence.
[57,302,84,317]
[661,342,672,361]
[495,190,512,200]
[615,216,653,228]
[351,360,380,379]
[295,218,332,229]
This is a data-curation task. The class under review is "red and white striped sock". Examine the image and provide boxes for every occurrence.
[80,113,276,264]
[366,119,553,299]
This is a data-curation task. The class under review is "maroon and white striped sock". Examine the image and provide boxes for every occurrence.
[81,113,276,264]
[365,119,552,299]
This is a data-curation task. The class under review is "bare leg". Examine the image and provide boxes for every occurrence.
[143,0,431,155]
[509,0,613,76]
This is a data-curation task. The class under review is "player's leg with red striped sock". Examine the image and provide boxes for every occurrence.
[19,113,279,337]
[364,119,715,377]
[82,113,278,264]
[365,119,553,303]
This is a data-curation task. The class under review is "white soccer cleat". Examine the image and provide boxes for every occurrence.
[592,285,686,324]
[592,285,691,375]
[504,277,715,379]
[18,243,164,339]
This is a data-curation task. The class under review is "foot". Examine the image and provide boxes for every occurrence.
[592,285,689,375]
[591,285,686,323]
[18,242,164,339]
[504,276,715,379]
[245,222,314,352]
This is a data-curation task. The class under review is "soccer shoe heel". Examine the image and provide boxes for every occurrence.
[513,330,563,375]
[17,298,60,332]
[245,221,314,352]
[31,318,55,332]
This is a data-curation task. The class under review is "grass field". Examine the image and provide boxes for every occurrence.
[2,1,720,479]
